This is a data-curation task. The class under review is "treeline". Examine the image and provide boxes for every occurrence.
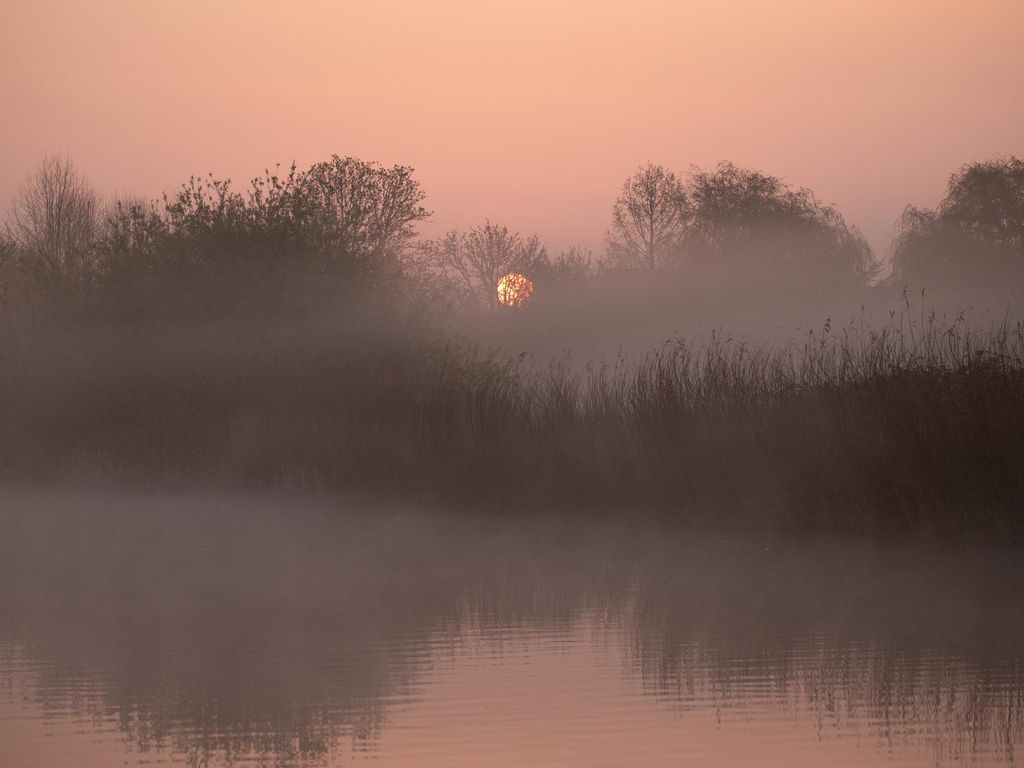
[0,154,1022,537]
[2,154,1022,319]
[603,158,1023,294]
[1,156,430,321]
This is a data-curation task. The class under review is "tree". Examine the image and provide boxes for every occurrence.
[891,157,1024,290]
[602,161,876,294]
[91,197,170,301]
[159,167,307,278]
[420,222,548,309]
[8,155,100,291]
[682,162,877,291]
[297,156,431,273]
[157,157,430,275]
[605,164,688,269]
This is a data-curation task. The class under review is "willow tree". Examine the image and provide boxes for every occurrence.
[682,162,878,292]
[891,157,1024,291]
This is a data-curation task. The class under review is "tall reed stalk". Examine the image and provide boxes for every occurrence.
[2,309,1022,539]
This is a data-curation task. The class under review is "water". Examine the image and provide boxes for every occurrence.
[1,491,1022,767]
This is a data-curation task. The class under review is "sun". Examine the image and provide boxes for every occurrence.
[496,272,534,308]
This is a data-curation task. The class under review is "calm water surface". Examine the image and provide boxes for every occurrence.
[1,492,1022,767]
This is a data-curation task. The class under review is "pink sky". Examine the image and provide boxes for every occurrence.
[2,0,1022,263]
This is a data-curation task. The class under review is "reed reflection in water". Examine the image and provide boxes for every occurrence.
[1,491,1022,767]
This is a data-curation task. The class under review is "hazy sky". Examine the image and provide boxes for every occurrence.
[2,0,1022,263]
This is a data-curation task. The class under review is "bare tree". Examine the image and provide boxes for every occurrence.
[605,164,688,269]
[420,222,547,309]
[8,155,100,290]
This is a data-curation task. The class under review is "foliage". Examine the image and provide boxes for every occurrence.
[157,157,430,274]
[891,156,1024,291]
[297,156,430,271]
[92,198,169,290]
[682,162,878,290]
[603,162,878,293]
[4,156,432,321]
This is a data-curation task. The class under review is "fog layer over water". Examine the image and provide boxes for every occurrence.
[1,492,1021,767]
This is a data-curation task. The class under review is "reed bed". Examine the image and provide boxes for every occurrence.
[1,307,1022,539]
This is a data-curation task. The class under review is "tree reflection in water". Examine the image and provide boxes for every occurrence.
[1,491,1022,766]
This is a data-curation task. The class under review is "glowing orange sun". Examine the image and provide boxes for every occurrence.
[496,272,534,308]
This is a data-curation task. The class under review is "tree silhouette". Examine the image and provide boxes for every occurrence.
[297,156,430,272]
[7,155,100,292]
[682,162,877,292]
[419,222,548,309]
[891,157,1024,292]
[605,164,688,269]
[603,162,876,293]
[157,157,430,276]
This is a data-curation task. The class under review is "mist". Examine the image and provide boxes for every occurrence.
[2,4,1024,762]
[3,491,1022,766]
[0,154,1021,537]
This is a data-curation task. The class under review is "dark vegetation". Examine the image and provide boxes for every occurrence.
[1,154,1023,539]
[892,158,1024,293]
